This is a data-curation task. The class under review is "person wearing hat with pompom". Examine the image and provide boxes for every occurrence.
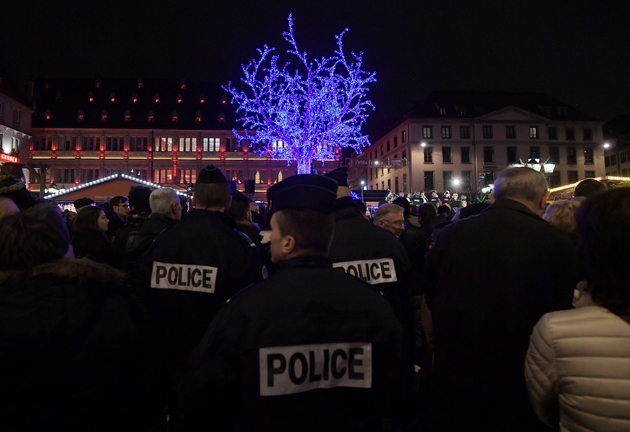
[176,173,414,431]
[142,164,268,421]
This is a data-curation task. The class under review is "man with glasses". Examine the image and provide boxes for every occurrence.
[107,195,129,240]
[374,204,406,238]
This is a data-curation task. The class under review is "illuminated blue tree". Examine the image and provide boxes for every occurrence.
[227,14,376,174]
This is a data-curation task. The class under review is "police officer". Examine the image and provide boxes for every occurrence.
[326,167,415,353]
[176,174,413,431]
[143,165,267,409]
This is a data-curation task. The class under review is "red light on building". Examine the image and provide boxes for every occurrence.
[45,114,51,120]
[88,97,94,102]
[111,97,115,103]
[133,98,138,103]
[100,153,104,159]
[220,152,225,161]
[200,98,205,104]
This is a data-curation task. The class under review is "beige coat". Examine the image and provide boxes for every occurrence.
[525,305,630,432]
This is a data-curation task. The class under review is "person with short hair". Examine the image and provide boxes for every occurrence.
[106,195,129,240]
[424,167,581,431]
[122,187,182,268]
[177,174,413,431]
[0,204,150,430]
[374,203,406,237]
[142,165,267,418]
[573,178,607,201]
[526,187,630,432]
[327,168,414,355]
[543,199,580,233]
[113,186,153,254]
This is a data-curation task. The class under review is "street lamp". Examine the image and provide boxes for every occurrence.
[360,180,365,201]
[513,152,556,184]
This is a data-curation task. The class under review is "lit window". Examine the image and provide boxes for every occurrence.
[88,92,94,102]
[199,93,205,104]
[177,93,183,103]
[124,110,131,121]
[78,110,85,121]
[137,79,143,89]
[529,126,539,139]
[132,93,138,103]
[180,79,186,90]
[218,112,225,122]
[147,111,154,122]
[101,110,108,121]
[195,111,202,122]
[172,111,178,122]
[154,93,160,103]
[110,92,116,103]
[45,109,52,120]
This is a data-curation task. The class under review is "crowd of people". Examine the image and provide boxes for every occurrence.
[0,161,629,431]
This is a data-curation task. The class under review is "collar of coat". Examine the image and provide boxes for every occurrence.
[0,257,124,286]
[484,198,544,220]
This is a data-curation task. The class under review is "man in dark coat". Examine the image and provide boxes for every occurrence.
[176,174,413,431]
[106,195,129,240]
[424,167,580,432]
[143,165,268,413]
[326,167,414,352]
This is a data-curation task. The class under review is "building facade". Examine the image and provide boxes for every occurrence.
[351,92,606,196]
[603,113,630,177]
[0,68,34,169]
[28,78,339,200]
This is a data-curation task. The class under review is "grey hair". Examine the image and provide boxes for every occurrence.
[374,204,404,224]
[150,187,178,215]
[493,167,548,203]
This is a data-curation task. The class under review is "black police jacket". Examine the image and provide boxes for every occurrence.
[176,255,413,431]
[328,198,414,341]
[143,209,267,382]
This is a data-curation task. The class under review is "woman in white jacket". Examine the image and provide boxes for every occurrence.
[525,187,630,432]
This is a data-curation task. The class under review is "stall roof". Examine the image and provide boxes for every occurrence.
[44,173,189,202]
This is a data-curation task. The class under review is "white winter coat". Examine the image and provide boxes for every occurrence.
[525,305,630,432]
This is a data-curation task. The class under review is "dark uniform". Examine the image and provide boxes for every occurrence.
[177,256,413,431]
[144,209,267,377]
[328,197,415,350]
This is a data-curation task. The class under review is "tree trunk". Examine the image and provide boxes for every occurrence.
[297,157,312,174]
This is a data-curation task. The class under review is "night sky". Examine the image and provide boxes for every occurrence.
[2,0,629,131]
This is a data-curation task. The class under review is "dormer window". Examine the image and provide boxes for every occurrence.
[101,110,108,121]
[95,78,101,88]
[44,81,50,89]
[88,91,94,102]
[180,79,186,90]
[45,109,52,120]
[218,111,225,123]
[147,111,154,122]
[137,79,143,89]
[177,93,183,103]
[110,92,116,103]
[195,111,202,122]
[78,110,85,121]
[154,93,160,103]
[132,92,138,103]
[221,94,227,104]
[124,110,131,121]
[199,93,205,104]
[172,111,178,122]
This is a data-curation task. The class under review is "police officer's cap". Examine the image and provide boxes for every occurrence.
[267,174,338,217]
[324,166,349,187]
[196,164,227,184]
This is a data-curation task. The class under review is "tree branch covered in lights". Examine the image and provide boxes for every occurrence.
[226,14,376,174]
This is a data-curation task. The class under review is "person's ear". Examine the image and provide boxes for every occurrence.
[281,234,296,255]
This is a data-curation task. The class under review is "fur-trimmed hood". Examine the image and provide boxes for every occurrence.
[0,173,26,194]
[0,257,125,286]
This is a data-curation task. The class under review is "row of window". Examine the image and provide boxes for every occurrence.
[420,146,593,165]
[369,169,597,193]
[421,125,593,141]
[32,136,228,152]
[604,150,630,167]
[0,102,22,127]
